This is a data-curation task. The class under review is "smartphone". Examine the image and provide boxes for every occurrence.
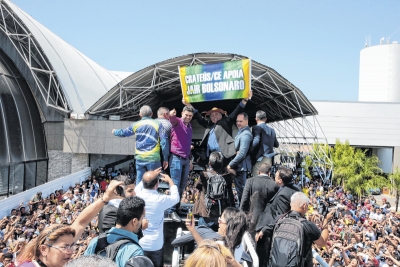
[18,237,25,242]
[187,209,193,226]
[116,185,125,198]
[158,170,165,182]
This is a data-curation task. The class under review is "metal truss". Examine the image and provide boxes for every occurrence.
[88,53,317,121]
[88,53,332,176]
[270,116,334,183]
[0,1,70,114]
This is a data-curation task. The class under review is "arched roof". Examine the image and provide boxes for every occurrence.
[0,0,126,117]
[88,53,318,122]
[0,48,47,164]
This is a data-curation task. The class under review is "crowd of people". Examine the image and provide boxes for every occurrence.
[1,95,399,267]
[0,173,120,267]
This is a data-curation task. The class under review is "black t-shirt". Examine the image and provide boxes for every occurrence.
[288,211,321,267]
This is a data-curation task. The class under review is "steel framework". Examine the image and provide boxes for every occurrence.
[88,53,333,179]
[0,1,70,114]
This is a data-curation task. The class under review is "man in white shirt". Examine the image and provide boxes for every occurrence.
[135,168,180,267]
[370,208,385,222]
[65,193,75,206]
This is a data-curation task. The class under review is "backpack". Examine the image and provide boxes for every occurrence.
[268,213,306,267]
[205,172,228,216]
[94,232,141,263]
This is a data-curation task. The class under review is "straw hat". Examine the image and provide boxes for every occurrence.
[202,107,227,116]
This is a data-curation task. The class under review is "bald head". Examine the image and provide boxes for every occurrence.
[290,192,310,215]
[142,170,159,189]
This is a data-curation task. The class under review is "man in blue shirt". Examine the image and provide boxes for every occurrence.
[85,196,146,267]
[227,112,252,202]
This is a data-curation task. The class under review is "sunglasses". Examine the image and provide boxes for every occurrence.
[218,217,227,224]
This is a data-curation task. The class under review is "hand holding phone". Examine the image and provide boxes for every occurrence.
[116,185,125,198]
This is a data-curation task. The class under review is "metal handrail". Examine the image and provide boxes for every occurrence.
[241,232,259,267]
[312,250,330,267]
[171,228,183,267]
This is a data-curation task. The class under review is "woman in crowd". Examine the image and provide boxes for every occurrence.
[16,180,124,267]
[184,240,238,267]
[186,207,249,264]
[49,194,58,205]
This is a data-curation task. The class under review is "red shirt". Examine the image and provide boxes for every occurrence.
[100,181,108,191]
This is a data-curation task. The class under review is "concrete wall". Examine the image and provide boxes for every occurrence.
[372,147,393,173]
[0,168,91,218]
[44,122,64,150]
[64,119,135,155]
[393,147,400,172]
[311,101,400,147]
[48,150,88,181]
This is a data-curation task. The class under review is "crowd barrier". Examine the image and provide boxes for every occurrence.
[0,167,91,218]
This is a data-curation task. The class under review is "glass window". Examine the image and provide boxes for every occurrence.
[9,164,24,196]
[0,166,9,200]
[25,162,36,190]
[36,161,47,186]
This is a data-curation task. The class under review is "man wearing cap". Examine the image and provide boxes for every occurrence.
[183,91,252,166]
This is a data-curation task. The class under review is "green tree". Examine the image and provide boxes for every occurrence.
[306,140,390,199]
[345,150,388,200]
[331,140,356,188]
[389,168,400,212]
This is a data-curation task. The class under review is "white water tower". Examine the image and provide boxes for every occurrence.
[358,41,400,102]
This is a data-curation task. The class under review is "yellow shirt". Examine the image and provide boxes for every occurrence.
[302,188,309,196]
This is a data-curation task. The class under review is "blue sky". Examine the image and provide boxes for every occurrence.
[12,0,400,101]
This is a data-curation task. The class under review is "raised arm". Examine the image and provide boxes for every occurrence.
[185,216,204,245]
[112,123,135,137]
[182,98,208,128]
[226,90,252,124]
[71,180,123,243]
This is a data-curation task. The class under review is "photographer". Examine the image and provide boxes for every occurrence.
[98,175,148,234]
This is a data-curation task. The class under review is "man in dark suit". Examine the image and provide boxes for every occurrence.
[183,92,251,165]
[255,166,300,267]
[251,110,279,177]
[239,163,279,228]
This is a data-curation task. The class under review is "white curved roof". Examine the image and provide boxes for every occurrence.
[5,0,124,114]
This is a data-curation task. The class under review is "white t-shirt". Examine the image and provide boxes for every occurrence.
[135,183,180,251]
